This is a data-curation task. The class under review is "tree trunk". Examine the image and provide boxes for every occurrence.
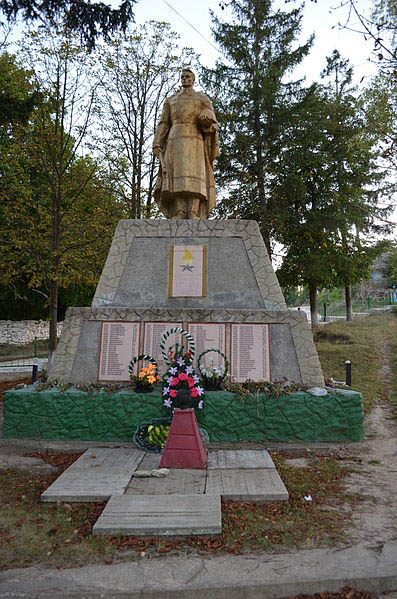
[47,279,58,373]
[309,283,318,328]
[345,284,353,321]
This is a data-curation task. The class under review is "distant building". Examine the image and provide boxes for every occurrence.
[368,252,390,289]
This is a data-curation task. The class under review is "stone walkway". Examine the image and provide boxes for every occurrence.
[41,448,288,536]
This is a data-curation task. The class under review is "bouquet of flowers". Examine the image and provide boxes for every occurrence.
[162,348,204,411]
[197,349,229,391]
[129,356,160,393]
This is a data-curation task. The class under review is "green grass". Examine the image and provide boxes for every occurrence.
[314,312,397,411]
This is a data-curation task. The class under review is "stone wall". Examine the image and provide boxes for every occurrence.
[0,321,63,345]
[3,387,364,443]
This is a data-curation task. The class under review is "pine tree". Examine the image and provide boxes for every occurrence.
[276,52,393,325]
[202,0,313,258]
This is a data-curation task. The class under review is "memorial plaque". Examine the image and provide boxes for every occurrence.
[98,322,140,382]
[187,323,226,370]
[168,245,206,297]
[143,322,182,375]
[231,324,270,382]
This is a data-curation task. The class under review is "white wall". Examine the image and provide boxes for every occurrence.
[0,321,63,345]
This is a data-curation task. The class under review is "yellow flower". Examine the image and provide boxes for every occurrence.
[147,375,156,384]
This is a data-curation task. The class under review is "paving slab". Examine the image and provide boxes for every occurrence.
[126,468,206,495]
[41,472,135,502]
[93,494,222,536]
[41,448,145,502]
[206,468,289,501]
[208,449,275,469]
[70,447,145,470]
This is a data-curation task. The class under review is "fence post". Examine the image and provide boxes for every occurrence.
[323,302,327,322]
[367,297,372,311]
[32,364,38,384]
[34,336,38,358]
[345,360,351,386]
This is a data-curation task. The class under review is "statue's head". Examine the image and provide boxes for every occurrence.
[181,68,195,88]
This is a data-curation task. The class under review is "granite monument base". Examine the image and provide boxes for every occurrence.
[49,219,324,388]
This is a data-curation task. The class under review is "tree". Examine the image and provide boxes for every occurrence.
[364,71,397,178]
[333,0,396,73]
[386,246,397,287]
[94,21,197,219]
[276,52,393,325]
[0,28,123,368]
[202,0,313,258]
[285,0,397,73]
[0,0,137,49]
[0,51,40,125]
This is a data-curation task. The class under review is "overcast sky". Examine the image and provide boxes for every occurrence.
[132,0,395,233]
[132,0,379,86]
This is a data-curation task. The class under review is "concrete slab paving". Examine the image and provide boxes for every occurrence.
[41,447,146,502]
[126,468,206,496]
[70,447,145,470]
[0,541,395,598]
[93,494,222,536]
[41,447,289,504]
[41,471,135,502]
[206,468,289,501]
[208,449,276,469]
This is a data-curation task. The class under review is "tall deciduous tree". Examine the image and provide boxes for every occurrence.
[202,0,313,258]
[0,28,123,367]
[94,21,197,219]
[0,51,39,125]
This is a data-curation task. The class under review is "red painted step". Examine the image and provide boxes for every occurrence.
[159,408,207,470]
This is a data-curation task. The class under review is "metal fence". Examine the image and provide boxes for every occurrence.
[321,295,393,321]
[0,336,48,381]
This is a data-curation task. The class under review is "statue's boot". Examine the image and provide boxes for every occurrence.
[188,198,200,220]
[172,210,188,219]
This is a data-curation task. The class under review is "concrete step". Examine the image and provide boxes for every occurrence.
[93,494,222,536]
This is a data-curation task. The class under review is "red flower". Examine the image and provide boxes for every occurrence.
[187,377,195,388]
[190,387,199,398]
[170,377,179,386]
[178,372,188,381]
[169,389,177,398]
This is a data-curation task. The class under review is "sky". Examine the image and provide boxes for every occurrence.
[131,0,395,236]
[131,0,379,85]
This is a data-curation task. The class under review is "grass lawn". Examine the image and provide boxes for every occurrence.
[314,312,397,411]
[0,312,395,569]
[0,451,359,570]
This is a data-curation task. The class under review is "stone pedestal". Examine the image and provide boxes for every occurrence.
[159,409,208,469]
[50,219,324,387]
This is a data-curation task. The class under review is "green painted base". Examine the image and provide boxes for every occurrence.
[3,387,364,443]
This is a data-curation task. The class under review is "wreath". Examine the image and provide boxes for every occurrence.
[197,349,229,390]
[160,327,204,412]
[128,354,160,393]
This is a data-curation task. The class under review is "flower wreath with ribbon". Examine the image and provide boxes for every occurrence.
[128,354,160,392]
[160,327,204,411]
[197,348,229,390]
